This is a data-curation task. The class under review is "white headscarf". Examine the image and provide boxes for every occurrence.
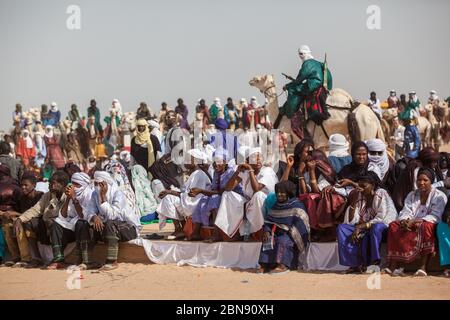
[429,90,439,102]
[213,97,222,109]
[35,131,44,151]
[72,172,94,209]
[366,139,389,180]
[188,148,208,163]
[249,147,262,157]
[409,91,418,103]
[250,96,259,108]
[45,125,54,138]
[298,45,314,61]
[148,120,159,129]
[112,99,123,116]
[50,102,58,112]
[22,130,34,149]
[94,171,119,201]
[328,134,350,157]
[120,150,131,163]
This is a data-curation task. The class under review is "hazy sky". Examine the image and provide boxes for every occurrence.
[1,0,449,131]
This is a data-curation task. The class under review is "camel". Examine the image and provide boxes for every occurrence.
[423,101,450,150]
[249,74,385,150]
[382,107,432,149]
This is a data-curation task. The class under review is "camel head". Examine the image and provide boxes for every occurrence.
[249,74,275,92]
[383,108,398,121]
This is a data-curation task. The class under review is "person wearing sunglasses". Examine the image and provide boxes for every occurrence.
[365,139,395,193]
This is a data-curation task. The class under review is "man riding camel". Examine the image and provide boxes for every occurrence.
[274,45,333,137]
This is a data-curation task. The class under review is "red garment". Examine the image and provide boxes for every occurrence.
[387,220,436,264]
[244,106,260,129]
[299,193,345,230]
[15,138,36,168]
[44,136,65,169]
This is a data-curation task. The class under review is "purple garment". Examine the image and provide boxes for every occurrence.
[337,223,387,267]
[259,231,299,269]
[192,167,241,226]
[175,105,190,130]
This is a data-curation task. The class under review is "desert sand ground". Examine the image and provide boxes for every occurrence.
[1,222,450,300]
[2,143,450,300]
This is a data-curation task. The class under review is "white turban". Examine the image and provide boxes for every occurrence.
[366,139,389,180]
[188,148,208,163]
[148,120,159,129]
[120,150,131,163]
[249,147,262,157]
[50,102,58,112]
[22,130,34,149]
[328,134,349,157]
[298,45,314,60]
[72,172,94,208]
[45,125,54,138]
[213,146,229,163]
[238,146,250,160]
[94,171,116,186]
[93,171,119,201]
[299,45,311,54]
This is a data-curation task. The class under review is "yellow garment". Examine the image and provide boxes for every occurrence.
[135,119,155,168]
[95,143,107,160]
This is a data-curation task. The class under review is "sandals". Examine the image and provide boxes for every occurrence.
[414,269,428,277]
[382,267,393,275]
[144,233,165,240]
[344,266,365,274]
[25,260,43,269]
[12,261,29,268]
[392,268,406,277]
[167,233,186,241]
[46,262,69,270]
[99,262,119,272]
[4,259,20,267]
[77,262,102,271]
[269,268,290,275]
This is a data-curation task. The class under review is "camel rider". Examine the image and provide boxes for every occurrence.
[387,90,400,109]
[275,45,333,129]
[399,93,421,159]
[399,91,421,121]
[428,90,439,105]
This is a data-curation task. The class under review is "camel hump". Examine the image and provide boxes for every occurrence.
[326,88,353,109]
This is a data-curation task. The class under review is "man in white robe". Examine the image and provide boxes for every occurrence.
[156,149,211,239]
[215,147,278,239]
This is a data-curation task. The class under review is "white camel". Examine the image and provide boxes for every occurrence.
[249,74,385,150]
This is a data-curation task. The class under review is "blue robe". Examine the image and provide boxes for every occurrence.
[192,167,242,226]
[259,198,310,269]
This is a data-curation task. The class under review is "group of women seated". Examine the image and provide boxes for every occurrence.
[148,132,450,277]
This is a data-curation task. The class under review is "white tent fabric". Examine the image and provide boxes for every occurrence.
[36,238,348,271]
[132,238,262,269]
[304,242,347,271]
